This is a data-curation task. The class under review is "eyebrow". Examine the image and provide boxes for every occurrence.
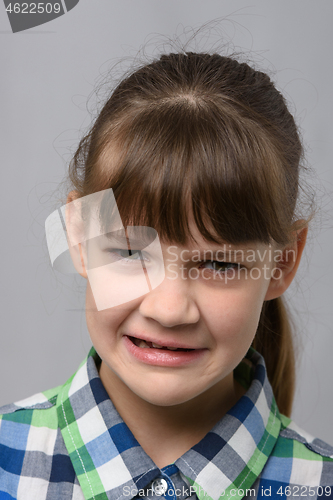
[102,231,261,254]
[102,231,155,248]
[194,250,255,262]
[186,244,259,253]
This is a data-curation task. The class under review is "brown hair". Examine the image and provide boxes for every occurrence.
[68,52,313,416]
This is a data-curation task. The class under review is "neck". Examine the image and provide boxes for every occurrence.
[99,362,245,468]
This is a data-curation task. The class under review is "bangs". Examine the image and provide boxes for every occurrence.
[96,99,295,247]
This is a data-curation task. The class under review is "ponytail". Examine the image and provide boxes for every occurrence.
[253,297,296,417]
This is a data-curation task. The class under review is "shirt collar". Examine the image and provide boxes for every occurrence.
[56,347,281,500]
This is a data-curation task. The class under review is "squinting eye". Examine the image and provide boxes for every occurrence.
[108,249,143,261]
[201,261,240,273]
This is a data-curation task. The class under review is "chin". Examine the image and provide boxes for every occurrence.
[132,384,196,407]
[143,395,194,407]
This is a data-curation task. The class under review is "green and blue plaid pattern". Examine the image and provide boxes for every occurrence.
[1,347,332,500]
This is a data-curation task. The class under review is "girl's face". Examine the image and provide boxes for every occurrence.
[84,218,280,407]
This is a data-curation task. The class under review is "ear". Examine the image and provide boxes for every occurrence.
[264,222,308,301]
[65,190,88,279]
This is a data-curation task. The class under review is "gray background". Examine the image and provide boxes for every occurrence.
[0,1,332,445]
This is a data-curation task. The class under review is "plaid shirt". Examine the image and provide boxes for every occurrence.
[1,347,332,500]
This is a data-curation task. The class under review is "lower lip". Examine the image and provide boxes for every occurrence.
[123,335,207,367]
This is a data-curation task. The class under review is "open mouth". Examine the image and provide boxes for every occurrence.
[128,336,195,352]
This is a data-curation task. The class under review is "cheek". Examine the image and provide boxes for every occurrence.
[85,281,133,345]
[200,285,264,344]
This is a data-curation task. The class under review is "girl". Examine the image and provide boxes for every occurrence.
[1,51,332,500]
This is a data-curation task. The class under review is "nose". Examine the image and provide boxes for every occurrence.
[138,273,200,328]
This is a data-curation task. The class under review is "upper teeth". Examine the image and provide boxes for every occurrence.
[152,342,163,349]
[135,338,180,350]
[138,340,150,348]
